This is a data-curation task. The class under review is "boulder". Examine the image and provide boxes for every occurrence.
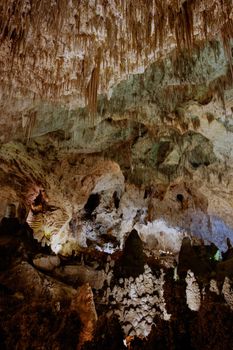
[33,255,60,271]
[54,264,105,290]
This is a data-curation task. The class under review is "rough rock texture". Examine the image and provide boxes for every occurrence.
[103,264,170,337]
[1,1,233,348]
[1,219,233,349]
[1,39,233,254]
[185,269,201,311]
[71,283,98,349]
[0,0,232,117]
[54,264,105,290]
[33,254,61,271]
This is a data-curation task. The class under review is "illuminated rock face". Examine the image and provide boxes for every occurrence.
[0,36,233,254]
[0,0,232,118]
[185,270,201,311]
[103,264,170,338]
[1,113,233,255]
[0,3,233,348]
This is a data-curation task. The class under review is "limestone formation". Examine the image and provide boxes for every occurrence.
[32,254,61,271]
[71,283,98,349]
[0,1,233,349]
[54,264,105,290]
[102,264,170,337]
[185,270,201,311]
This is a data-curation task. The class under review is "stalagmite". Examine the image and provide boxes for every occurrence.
[0,1,233,349]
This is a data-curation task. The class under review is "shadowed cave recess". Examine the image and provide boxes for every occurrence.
[1,0,233,349]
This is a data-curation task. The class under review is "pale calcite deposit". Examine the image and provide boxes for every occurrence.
[102,264,170,337]
[222,277,233,310]
[185,269,201,311]
[0,1,233,349]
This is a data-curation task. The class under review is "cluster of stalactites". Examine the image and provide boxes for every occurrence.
[0,0,232,113]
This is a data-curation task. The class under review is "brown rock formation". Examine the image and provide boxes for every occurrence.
[71,283,97,349]
[0,1,233,349]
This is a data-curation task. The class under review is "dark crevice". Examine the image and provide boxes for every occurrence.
[176,193,184,203]
[113,191,120,209]
[84,193,100,216]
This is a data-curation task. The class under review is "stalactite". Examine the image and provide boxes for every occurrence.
[221,19,233,78]
[85,47,102,117]
[24,111,37,143]
[0,0,232,115]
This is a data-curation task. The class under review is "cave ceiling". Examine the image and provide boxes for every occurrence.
[0,0,233,254]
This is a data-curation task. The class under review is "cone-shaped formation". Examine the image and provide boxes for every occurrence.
[0,0,232,112]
